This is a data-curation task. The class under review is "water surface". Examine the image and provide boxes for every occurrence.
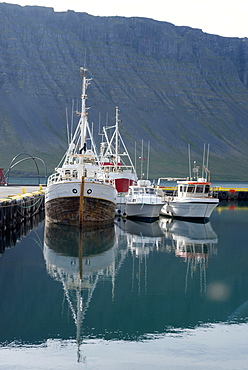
[1,200,248,369]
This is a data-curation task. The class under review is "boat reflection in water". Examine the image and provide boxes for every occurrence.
[43,221,117,362]
[115,218,164,256]
[115,218,165,294]
[159,217,218,293]
[43,217,220,351]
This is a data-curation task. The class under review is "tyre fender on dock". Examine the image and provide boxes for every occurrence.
[238,191,248,200]
[219,191,228,200]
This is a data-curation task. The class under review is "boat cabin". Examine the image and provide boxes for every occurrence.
[126,180,160,203]
[177,180,210,198]
[128,186,156,196]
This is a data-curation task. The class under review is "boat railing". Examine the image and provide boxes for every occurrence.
[102,164,136,173]
[47,172,63,185]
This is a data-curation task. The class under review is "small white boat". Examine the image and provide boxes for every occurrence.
[159,146,219,221]
[124,180,164,220]
[45,67,117,227]
[160,175,219,221]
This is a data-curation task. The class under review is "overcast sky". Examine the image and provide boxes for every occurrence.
[5,0,248,38]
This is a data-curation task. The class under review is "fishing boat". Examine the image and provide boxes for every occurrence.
[124,180,164,221]
[45,67,117,227]
[99,106,138,194]
[160,178,219,221]
[159,151,219,221]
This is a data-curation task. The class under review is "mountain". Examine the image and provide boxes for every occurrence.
[0,3,248,180]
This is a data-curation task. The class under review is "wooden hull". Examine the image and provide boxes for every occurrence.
[45,180,117,226]
[46,196,116,226]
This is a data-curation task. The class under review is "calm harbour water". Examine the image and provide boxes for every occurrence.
[1,199,248,369]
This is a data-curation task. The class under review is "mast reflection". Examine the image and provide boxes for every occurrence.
[43,222,117,361]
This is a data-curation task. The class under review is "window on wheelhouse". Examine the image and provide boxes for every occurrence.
[187,185,195,193]
[145,188,155,194]
[196,185,206,193]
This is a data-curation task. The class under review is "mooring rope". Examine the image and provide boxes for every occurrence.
[16,194,45,219]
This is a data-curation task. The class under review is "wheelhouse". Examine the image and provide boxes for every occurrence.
[178,182,210,197]
[128,186,156,196]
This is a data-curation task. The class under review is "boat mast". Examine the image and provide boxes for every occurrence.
[80,67,87,153]
[115,106,119,171]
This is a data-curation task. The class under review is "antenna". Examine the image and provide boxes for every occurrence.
[188,143,191,180]
[84,48,87,68]
[98,112,101,135]
[206,144,210,180]
[105,112,109,127]
[146,141,150,180]
[202,143,206,179]
[98,112,105,141]
[140,139,144,180]
[206,144,210,169]
[91,122,94,150]
[71,99,74,142]
[66,107,70,146]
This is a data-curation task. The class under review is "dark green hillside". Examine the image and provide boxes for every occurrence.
[0,4,248,180]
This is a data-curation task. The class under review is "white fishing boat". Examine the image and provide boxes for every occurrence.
[45,67,117,227]
[124,180,164,220]
[99,106,138,194]
[160,178,219,220]
[159,151,219,221]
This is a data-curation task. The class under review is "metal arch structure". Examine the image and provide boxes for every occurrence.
[4,153,47,185]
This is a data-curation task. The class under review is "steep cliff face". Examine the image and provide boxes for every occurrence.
[0,4,248,179]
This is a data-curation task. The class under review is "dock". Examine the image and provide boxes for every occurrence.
[0,185,46,254]
[211,187,248,200]
[0,185,46,230]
